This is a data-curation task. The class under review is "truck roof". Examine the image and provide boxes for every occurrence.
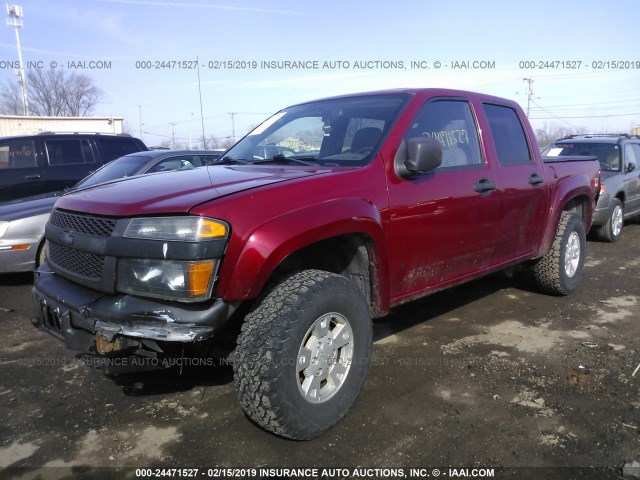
[555,134,640,144]
[289,88,521,109]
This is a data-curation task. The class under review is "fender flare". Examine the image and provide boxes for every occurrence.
[216,197,388,303]
[539,174,594,256]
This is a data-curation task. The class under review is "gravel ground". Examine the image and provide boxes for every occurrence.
[0,222,639,480]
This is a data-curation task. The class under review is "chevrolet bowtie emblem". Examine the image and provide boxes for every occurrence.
[59,231,74,246]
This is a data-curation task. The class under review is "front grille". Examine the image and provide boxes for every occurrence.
[48,242,104,279]
[50,210,118,237]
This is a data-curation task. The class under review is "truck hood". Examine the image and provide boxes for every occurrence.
[54,165,332,216]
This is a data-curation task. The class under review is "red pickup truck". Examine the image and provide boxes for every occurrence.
[32,89,600,439]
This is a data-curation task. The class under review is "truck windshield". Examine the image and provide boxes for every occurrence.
[543,142,621,172]
[219,94,409,167]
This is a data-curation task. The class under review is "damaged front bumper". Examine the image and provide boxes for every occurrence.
[32,263,236,371]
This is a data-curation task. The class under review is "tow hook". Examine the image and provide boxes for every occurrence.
[95,334,140,354]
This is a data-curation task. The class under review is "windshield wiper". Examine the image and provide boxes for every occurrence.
[214,156,249,165]
[252,154,316,166]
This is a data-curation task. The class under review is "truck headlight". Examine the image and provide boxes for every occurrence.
[124,217,228,241]
[116,258,217,302]
[118,216,228,301]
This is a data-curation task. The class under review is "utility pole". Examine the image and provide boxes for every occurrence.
[169,122,176,148]
[138,105,143,141]
[228,112,237,143]
[6,4,28,116]
[523,78,534,117]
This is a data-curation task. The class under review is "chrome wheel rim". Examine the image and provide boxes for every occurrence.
[611,205,623,238]
[564,231,581,278]
[296,312,354,404]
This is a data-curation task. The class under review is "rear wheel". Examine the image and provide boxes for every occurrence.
[533,211,586,296]
[596,198,623,242]
[234,269,372,440]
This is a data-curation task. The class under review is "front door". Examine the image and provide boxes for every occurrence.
[386,98,503,302]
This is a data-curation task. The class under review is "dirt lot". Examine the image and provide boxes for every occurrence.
[0,223,639,479]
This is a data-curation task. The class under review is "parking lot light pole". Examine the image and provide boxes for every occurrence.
[6,4,29,116]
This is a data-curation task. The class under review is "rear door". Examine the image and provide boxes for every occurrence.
[481,103,548,261]
[386,97,503,300]
[0,137,44,202]
[41,137,98,193]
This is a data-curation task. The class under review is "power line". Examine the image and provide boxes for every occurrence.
[530,112,640,119]
[530,99,579,128]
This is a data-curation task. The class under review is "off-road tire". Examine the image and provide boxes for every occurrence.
[595,198,623,242]
[533,211,586,296]
[234,269,372,440]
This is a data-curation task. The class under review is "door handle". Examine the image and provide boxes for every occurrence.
[24,174,41,179]
[528,173,544,187]
[474,178,497,196]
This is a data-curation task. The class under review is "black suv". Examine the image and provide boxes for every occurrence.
[543,134,640,242]
[0,133,147,203]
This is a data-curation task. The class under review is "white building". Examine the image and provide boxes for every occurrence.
[0,115,124,136]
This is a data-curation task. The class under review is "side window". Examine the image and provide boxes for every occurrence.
[632,145,640,170]
[45,139,93,166]
[99,137,143,161]
[0,140,37,169]
[405,99,482,169]
[625,144,639,170]
[483,103,532,165]
[149,156,198,173]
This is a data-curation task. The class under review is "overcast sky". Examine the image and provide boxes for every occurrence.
[0,0,638,146]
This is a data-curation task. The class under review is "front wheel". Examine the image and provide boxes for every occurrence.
[36,240,47,268]
[595,198,623,242]
[533,211,586,296]
[233,270,372,440]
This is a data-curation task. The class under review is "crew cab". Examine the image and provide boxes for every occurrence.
[32,89,600,440]
[543,134,640,241]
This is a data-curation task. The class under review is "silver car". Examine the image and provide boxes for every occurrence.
[0,150,223,273]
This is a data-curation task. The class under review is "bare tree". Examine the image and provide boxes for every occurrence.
[0,79,22,114]
[534,122,588,149]
[205,135,235,150]
[204,135,221,149]
[0,69,104,116]
[221,137,236,149]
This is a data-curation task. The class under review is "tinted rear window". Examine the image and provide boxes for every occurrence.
[0,139,37,169]
[45,139,94,165]
[483,104,532,165]
[99,137,145,161]
[544,142,620,171]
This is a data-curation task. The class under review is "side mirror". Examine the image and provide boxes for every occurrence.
[627,162,636,173]
[395,137,443,178]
